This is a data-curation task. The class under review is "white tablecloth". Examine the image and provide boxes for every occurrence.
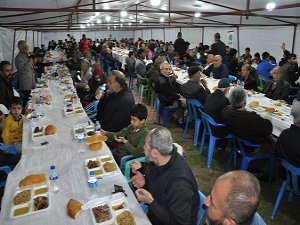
[174,68,292,137]
[0,79,151,225]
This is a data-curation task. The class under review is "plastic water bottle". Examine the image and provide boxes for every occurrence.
[95,121,101,134]
[39,96,44,104]
[77,132,85,153]
[292,99,298,106]
[49,165,59,194]
[31,108,38,121]
[88,171,97,199]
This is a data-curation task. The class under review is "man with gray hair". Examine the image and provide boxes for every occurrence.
[132,127,199,225]
[211,55,229,79]
[276,101,300,167]
[15,40,35,106]
[222,87,274,153]
[204,170,266,225]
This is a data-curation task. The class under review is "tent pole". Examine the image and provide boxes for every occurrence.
[292,25,297,53]
[11,29,16,71]
[33,30,35,50]
[25,30,27,42]
[237,26,240,58]
[202,27,204,43]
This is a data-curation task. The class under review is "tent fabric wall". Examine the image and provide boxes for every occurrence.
[152,29,164,42]
[181,28,203,48]
[294,26,300,61]
[26,31,34,52]
[0,27,14,63]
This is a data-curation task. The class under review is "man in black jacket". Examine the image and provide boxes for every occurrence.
[174,32,187,60]
[210,33,226,60]
[132,127,199,225]
[180,66,210,105]
[240,64,258,91]
[0,61,15,109]
[96,70,134,132]
[262,66,290,102]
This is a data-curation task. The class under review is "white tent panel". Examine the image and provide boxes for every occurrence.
[181,28,203,48]
[152,29,164,41]
[0,27,13,62]
[164,28,180,43]
[134,30,142,40]
[203,27,238,49]
[239,26,294,62]
[26,31,34,52]
[142,30,151,41]
[294,26,300,60]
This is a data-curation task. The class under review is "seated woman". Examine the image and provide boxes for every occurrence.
[88,64,107,101]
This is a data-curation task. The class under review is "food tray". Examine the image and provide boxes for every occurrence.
[63,103,84,116]
[32,126,56,140]
[10,184,50,218]
[73,122,95,139]
[26,112,44,120]
[85,155,119,179]
[90,193,135,225]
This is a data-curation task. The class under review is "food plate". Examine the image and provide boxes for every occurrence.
[64,104,85,116]
[10,184,50,218]
[90,193,135,225]
[26,112,44,120]
[32,126,56,140]
[85,155,119,179]
[73,122,95,139]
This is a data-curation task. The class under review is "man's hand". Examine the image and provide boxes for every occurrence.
[131,160,142,171]
[100,129,106,135]
[200,78,208,87]
[135,188,154,204]
[131,170,145,188]
[114,135,128,144]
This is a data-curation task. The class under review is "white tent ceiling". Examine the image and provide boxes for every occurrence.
[0,0,299,31]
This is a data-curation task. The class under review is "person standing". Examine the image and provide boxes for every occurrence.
[174,32,187,60]
[210,33,226,60]
[15,40,35,106]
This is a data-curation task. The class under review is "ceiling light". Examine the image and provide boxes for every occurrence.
[97,19,101,24]
[150,0,161,6]
[90,16,94,20]
[80,25,85,29]
[107,26,110,30]
[161,6,167,10]
[129,16,133,20]
[194,12,201,17]
[87,23,90,27]
[139,20,143,24]
[266,2,276,11]
[139,13,144,16]
[91,23,94,26]
[135,1,140,4]
[95,12,100,16]
[103,3,110,9]
[105,15,111,22]
[128,22,132,26]
[120,10,128,17]
[120,24,123,27]
[120,19,124,22]
[160,17,165,22]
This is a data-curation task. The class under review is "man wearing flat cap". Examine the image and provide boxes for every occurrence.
[180,66,211,105]
[276,101,300,167]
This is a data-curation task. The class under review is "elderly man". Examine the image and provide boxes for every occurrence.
[155,62,180,106]
[276,101,300,167]
[222,87,274,153]
[0,61,15,109]
[262,66,290,102]
[104,47,122,70]
[15,40,35,106]
[180,66,210,105]
[211,55,229,79]
[240,64,258,91]
[204,78,230,142]
[202,54,214,77]
[132,127,199,225]
[205,171,266,225]
[74,59,92,99]
[96,70,134,132]
[210,33,226,59]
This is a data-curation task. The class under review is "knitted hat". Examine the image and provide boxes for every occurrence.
[291,101,300,118]
[188,66,201,77]
[218,78,230,88]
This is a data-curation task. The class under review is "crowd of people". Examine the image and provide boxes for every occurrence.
[0,31,299,225]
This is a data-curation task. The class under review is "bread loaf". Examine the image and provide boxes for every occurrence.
[88,142,102,151]
[19,174,47,188]
[249,101,259,108]
[265,107,276,113]
[85,135,107,145]
[45,125,57,135]
[67,199,82,219]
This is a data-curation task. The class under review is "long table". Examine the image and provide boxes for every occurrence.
[174,68,292,137]
[0,76,151,225]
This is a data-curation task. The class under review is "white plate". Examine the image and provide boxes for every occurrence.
[26,112,44,120]
[32,126,56,140]
[85,155,119,179]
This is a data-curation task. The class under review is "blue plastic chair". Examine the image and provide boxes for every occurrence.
[197,191,206,225]
[119,154,134,173]
[226,137,274,182]
[228,75,237,83]
[183,99,204,146]
[123,156,146,182]
[271,159,300,219]
[0,144,17,188]
[199,111,232,168]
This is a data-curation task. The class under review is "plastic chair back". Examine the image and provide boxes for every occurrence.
[282,159,300,196]
[228,75,237,83]
[124,157,146,182]
[201,111,225,135]
[186,99,203,120]
[120,154,134,172]
[84,99,99,115]
[197,191,206,225]
[0,143,17,154]
[234,137,260,155]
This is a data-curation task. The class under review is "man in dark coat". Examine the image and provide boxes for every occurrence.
[240,64,258,91]
[96,71,134,132]
[180,66,210,105]
[263,66,290,102]
[0,61,15,109]
[174,32,187,60]
[210,33,226,60]
[211,55,229,79]
[132,127,199,225]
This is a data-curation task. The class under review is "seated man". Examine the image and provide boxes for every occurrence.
[240,64,258,91]
[257,51,276,79]
[147,56,164,87]
[135,48,147,84]
[262,66,290,102]
[205,170,266,225]
[204,78,230,147]
[103,47,122,70]
[222,87,274,153]
[96,70,135,132]
[211,55,229,79]
[102,104,148,163]
[132,127,199,225]
[74,59,92,98]
[276,101,300,167]
[0,61,16,109]
[282,54,299,86]
[202,54,214,77]
[180,66,211,105]
[155,62,180,106]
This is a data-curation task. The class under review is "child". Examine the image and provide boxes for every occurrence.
[2,97,24,153]
[101,104,148,163]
